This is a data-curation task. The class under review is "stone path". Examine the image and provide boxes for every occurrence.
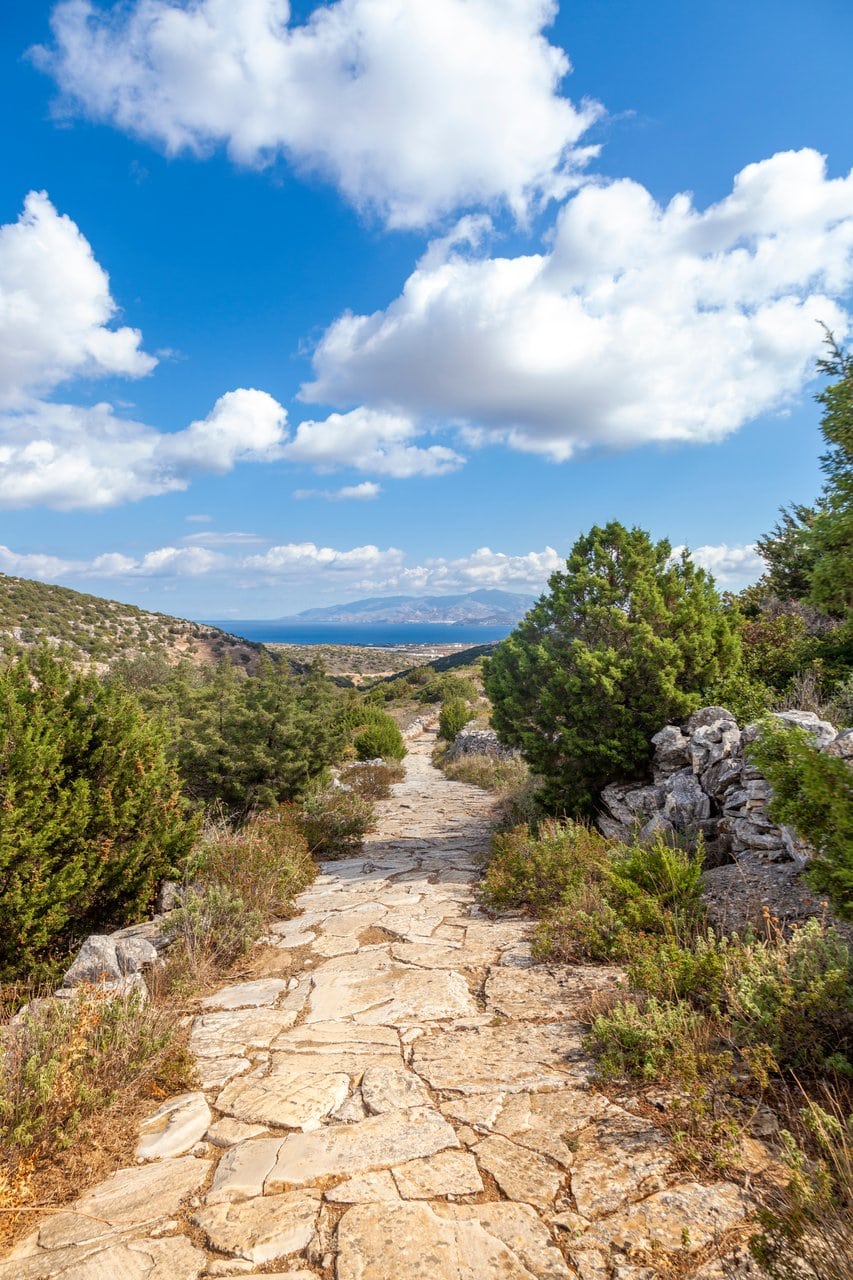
[3,731,755,1279]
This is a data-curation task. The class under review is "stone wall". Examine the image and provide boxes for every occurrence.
[598,706,852,867]
[446,725,520,762]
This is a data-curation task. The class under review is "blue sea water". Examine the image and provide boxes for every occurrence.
[203,621,514,647]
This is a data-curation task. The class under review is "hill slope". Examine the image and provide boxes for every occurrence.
[0,574,261,669]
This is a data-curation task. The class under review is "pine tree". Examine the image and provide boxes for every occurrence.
[0,649,196,978]
[483,522,740,815]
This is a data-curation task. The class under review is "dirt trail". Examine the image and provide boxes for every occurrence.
[3,731,755,1279]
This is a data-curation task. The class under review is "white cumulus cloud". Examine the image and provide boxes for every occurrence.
[304,149,853,458]
[293,481,382,501]
[0,390,287,509]
[37,0,600,227]
[0,190,154,407]
[673,542,765,588]
[0,191,290,508]
[284,407,464,477]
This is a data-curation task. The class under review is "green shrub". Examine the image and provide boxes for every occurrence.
[722,919,853,1075]
[339,760,405,799]
[353,711,406,761]
[484,521,740,815]
[438,697,471,741]
[603,836,705,940]
[0,649,197,980]
[626,933,728,1009]
[748,720,853,919]
[193,806,315,921]
[418,673,479,705]
[586,997,710,1082]
[298,786,375,858]
[483,819,608,914]
[168,884,261,980]
[438,753,528,794]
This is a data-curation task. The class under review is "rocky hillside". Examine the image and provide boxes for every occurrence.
[0,574,261,670]
[281,588,535,625]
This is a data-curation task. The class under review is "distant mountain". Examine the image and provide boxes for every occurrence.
[280,589,536,626]
[0,573,263,670]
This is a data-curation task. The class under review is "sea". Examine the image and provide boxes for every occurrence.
[203,621,515,648]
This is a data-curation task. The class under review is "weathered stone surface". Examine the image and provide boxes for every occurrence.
[411,1023,583,1094]
[200,978,289,1010]
[196,1054,250,1090]
[36,1157,209,1249]
[266,1107,458,1189]
[192,1190,321,1263]
[484,965,621,1022]
[61,936,122,987]
[135,1092,212,1162]
[570,1112,673,1220]
[336,1201,572,1280]
[325,1170,400,1203]
[306,962,477,1025]
[392,1149,483,1199]
[361,1064,433,1113]
[772,709,836,749]
[583,1181,750,1254]
[189,1008,296,1058]
[473,1133,564,1210]
[205,1117,268,1147]
[436,1202,573,1280]
[493,1088,610,1165]
[206,1138,284,1203]
[114,936,159,977]
[0,1235,207,1280]
[215,1068,349,1130]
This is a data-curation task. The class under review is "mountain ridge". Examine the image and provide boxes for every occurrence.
[279,588,535,625]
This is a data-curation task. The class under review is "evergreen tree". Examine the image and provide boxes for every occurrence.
[808,334,853,616]
[483,523,740,814]
[0,649,196,978]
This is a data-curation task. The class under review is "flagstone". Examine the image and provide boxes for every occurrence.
[206,1138,284,1203]
[200,978,289,1010]
[215,1067,350,1130]
[192,1190,322,1263]
[135,1091,212,1162]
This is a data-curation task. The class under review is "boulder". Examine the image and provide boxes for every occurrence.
[62,935,122,987]
[686,706,737,733]
[825,727,853,762]
[771,710,837,750]
[661,769,711,826]
[650,725,690,782]
[115,936,160,976]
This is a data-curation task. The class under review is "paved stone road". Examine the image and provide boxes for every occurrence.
[3,731,754,1279]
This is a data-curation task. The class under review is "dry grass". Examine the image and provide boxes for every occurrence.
[434,748,529,794]
[0,985,196,1250]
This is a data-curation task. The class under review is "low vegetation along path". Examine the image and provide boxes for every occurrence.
[6,731,755,1280]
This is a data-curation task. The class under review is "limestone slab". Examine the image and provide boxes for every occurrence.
[570,1112,674,1220]
[196,1054,250,1090]
[135,1091,211,1162]
[35,1157,209,1250]
[0,1235,207,1280]
[484,964,622,1021]
[306,962,476,1025]
[200,978,289,1010]
[583,1181,750,1254]
[325,1170,400,1203]
[189,1008,296,1058]
[473,1133,565,1211]
[206,1138,284,1203]
[411,1024,582,1094]
[215,1068,349,1130]
[436,1202,574,1280]
[192,1190,321,1263]
[335,1201,570,1280]
[205,1116,268,1147]
[392,1149,483,1199]
[266,1107,458,1189]
[391,943,492,970]
[493,1088,611,1166]
[361,1064,433,1114]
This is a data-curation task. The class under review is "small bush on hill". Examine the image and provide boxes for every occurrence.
[298,786,375,858]
[438,753,528,794]
[339,760,405,799]
[353,710,406,761]
[748,721,853,920]
[438,696,471,741]
[484,522,740,815]
[0,649,197,980]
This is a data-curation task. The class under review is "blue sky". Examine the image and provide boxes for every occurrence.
[1,0,852,618]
